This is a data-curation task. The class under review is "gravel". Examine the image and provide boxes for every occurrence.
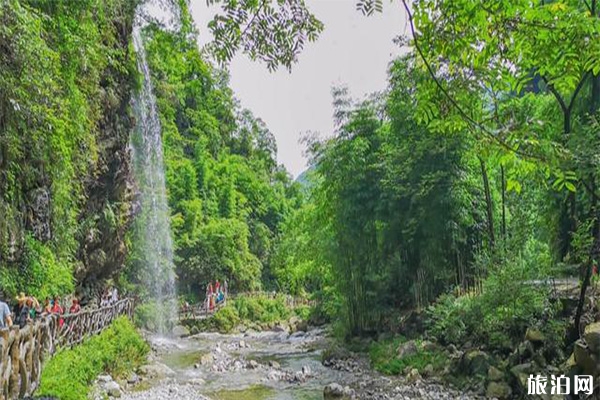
[120,382,211,400]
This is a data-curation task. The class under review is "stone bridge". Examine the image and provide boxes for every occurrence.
[0,298,135,400]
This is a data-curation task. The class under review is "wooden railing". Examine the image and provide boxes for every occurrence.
[178,292,315,321]
[0,298,135,400]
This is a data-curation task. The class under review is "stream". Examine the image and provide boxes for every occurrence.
[119,328,480,400]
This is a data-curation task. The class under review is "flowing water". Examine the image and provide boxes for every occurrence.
[130,11,176,334]
[127,329,360,400]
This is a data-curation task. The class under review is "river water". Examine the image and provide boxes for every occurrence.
[121,329,479,400]
[126,329,355,400]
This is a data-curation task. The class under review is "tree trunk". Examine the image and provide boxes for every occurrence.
[500,165,507,240]
[479,158,495,249]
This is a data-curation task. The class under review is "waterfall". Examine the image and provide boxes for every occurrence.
[130,15,177,335]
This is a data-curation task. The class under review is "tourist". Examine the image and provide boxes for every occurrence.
[17,297,31,328]
[43,297,52,314]
[215,279,220,293]
[0,297,12,328]
[223,279,228,296]
[13,292,26,317]
[100,292,109,307]
[112,287,119,304]
[27,297,39,320]
[206,282,214,313]
[52,296,64,328]
[69,298,81,314]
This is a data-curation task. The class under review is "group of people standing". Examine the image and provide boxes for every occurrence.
[205,279,227,312]
[0,292,82,330]
[100,287,120,307]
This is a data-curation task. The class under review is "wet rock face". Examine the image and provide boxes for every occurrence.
[76,17,136,293]
[27,187,51,242]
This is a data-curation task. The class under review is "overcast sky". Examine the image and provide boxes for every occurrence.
[188,1,407,178]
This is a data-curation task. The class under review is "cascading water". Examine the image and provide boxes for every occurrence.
[130,13,177,335]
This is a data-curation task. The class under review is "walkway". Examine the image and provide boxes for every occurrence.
[0,298,135,400]
[178,292,315,322]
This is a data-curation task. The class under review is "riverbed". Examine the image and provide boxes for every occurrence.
[121,328,479,400]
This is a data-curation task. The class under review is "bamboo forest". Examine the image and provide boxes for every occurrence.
[1,0,600,399]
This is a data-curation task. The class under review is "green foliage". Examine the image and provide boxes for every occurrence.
[37,317,149,400]
[427,247,564,351]
[206,0,323,71]
[0,235,74,299]
[200,294,295,333]
[0,0,136,290]
[211,304,241,333]
[125,9,302,297]
[369,337,447,376]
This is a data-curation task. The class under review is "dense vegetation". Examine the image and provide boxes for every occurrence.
[3,0,600,395]
[122,3,304,299]
[37,317,149,400]
[0,0,137,299]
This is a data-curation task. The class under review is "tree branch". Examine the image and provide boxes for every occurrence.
[400,0,544,161]
[542,76,568,114]
[240,0,267,40]
[568,72,591,112]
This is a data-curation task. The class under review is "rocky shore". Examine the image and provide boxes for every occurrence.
[97,326,483,400]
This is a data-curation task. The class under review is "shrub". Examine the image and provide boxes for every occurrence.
[212,304,241,333]
[427,249,563,352]
[369,337,447,376]
[232,294,290,324]
[37,317,149,400]
[0,235,74,299]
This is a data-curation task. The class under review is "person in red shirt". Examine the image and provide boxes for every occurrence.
[52,296,64,328]
[69,298,81,314]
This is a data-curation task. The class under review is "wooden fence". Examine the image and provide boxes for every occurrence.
[178,292,315,321]
[0,298,135,400]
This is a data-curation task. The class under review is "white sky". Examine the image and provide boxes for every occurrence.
[189,1,407,178]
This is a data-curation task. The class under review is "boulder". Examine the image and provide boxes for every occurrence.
[248,360,259,369]
[510,363,532,391]
[407,368,421,383]
[272,322,289,333]
[172,325,190,337]
[97,375,112,383]
[127,373,140,384]
[422,364,434,376]
[574,339,598,375]
[517,340,535,359]
[397,340,418,359]
[584,322,600,354]
[420,340,437,352]
[486,381,512,399]
[288,316,301,331]
[525,328,545,343]
[464,350,490,376]
[343,386,355,397]
[268,360,281,369]
[324,383,345,398]
[137,363,174,379]
[104,381,121,398]
[487,366,504,382]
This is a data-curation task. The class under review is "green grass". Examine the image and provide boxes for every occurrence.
[369,337,447,376]
[37,317,149,400]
